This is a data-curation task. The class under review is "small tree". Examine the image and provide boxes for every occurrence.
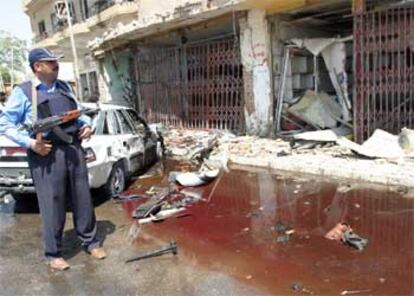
[0,31,28,85]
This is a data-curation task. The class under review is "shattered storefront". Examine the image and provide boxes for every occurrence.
[92,0,414,142]
[270,1,414,143]
[269,2,354,138]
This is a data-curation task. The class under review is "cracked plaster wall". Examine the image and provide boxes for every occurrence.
[137,0,206,26]
[98,49,134,105]
[239,9,273,137]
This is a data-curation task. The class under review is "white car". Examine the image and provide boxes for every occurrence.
[0,103,161,198]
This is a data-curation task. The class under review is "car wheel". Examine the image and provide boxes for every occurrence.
[103,161,126,197]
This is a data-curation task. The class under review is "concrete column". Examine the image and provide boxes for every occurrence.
[96,58,110,103]
[239,9,273,137]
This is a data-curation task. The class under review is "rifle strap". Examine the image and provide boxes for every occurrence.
[31,81,42,142]
[31,81,37,124]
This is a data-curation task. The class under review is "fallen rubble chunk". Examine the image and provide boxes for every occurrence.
[337,129,413,159]
[293,127,352,142]
[173,169,219,187]
[288,90,343,129]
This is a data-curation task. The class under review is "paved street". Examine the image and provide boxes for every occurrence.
[1,163,413,295]
[0,191,261,296]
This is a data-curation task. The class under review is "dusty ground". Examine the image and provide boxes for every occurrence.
[1,162,413,296]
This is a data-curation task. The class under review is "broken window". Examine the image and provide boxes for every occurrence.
[115,110,134,134]
[124,109,147,136]
[107,111,121,135]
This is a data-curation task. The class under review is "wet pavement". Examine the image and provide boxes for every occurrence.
[1,161,413,295]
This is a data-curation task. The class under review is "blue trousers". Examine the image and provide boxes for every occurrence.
[28,142,99,258]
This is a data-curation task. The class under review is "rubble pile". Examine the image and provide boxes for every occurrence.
[162,128,293,167]
[160,127,414,188]
[161,129,220,160]
[212,136,291,168]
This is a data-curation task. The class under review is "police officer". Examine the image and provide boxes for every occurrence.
[0,48,106,270]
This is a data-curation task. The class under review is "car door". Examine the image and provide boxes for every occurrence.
[112,109,145,174]
[123,109,158,167]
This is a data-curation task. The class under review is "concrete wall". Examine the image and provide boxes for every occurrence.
[29,1,53,37]
[137,0,237,26]
[239,9,273,137]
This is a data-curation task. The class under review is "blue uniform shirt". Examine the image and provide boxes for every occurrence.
[0,79,91,149]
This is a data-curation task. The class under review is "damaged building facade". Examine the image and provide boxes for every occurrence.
[23,0,138,100]
[24,0,414,142]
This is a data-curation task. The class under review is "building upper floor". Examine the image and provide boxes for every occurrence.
[23,0,138,46]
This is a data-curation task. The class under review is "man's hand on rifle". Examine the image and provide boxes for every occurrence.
[30,139,53,156]
[79,124,92,141]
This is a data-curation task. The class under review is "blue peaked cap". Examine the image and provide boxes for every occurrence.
[29,48,62,65]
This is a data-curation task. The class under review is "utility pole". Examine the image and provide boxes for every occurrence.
[64,0,82,100]
[56,0,82,100]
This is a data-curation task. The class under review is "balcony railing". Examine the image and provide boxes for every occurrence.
[32,0,136,44]
[33,31,51,44]
[81,0,136,21]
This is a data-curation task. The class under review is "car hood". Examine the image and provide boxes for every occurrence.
[0,135,21,147]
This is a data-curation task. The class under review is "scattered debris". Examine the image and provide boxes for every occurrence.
[112,194,146,202]
[274,221,295,244]
[180,187,204,201]
[337,184,354,193]
[137,207,187,225]
[291,282,314,294]
[162,129,220,161]
[170,169,220,187]
[337,129,414,159]
[325,223,368,251]
[293,127,352,143]
[340,289,372,295]
[133,188,170,219]
[125,241,177,263]
[341,229,368,252]
[325,223,350,241]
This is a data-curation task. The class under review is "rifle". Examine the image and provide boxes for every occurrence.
[22,108,100,143]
